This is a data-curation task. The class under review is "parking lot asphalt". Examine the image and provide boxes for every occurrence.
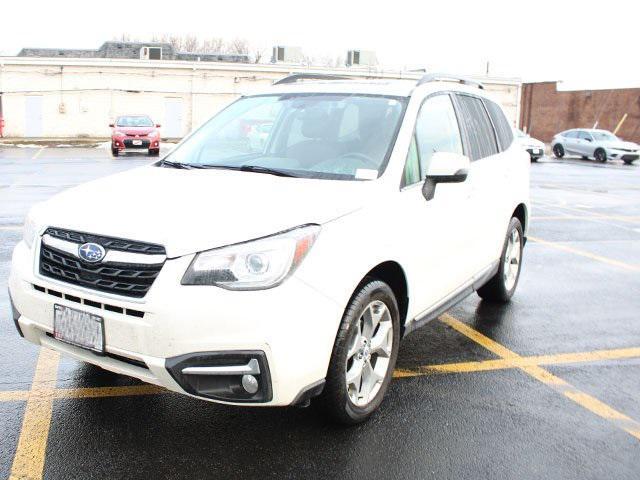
[1,147,639,479]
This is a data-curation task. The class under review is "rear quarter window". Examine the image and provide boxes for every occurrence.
[483,99,513,151]
[454,94,499,161]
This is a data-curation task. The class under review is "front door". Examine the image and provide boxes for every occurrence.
[395,93,475,315]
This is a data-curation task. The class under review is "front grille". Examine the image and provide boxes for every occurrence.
[39,228,165,298]
[45,227,165,254]
[123,139,150,149]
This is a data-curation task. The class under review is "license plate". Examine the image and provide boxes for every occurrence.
[54,304,104,353]
[132,140,142,146]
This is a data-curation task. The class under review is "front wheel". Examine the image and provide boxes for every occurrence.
[317,279,400,424]
[477,217,524,303]
[594,148,607,162]
[553,144,565,158]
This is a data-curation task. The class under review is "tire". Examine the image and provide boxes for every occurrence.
[594,148,607,162]
[477,217,524,303]
[111,147,119,157]
[148,149,160,157]
[553,144,564,158]
[530,156,538,163]
[317,278,400,425]
[581,156,588,160]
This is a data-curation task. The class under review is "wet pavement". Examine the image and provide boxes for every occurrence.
[1,147,639,479]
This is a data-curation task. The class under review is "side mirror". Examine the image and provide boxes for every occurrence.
[422,152,470,201]
[109,123,115,128]
[156,124,162,128]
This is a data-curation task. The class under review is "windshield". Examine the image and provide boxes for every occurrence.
[591,131,618,142]
[117,116,154,127]
[163,93,407,180]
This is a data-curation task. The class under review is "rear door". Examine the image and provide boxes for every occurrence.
[564,130,580,154]
[452,93,507,272]
[576,130,594,156]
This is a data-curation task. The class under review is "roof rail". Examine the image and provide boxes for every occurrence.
[416,73,484,90]
[273,73,354,85]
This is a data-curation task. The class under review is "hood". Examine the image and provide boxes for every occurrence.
[602,140,638,150]
[33,165,373,258]
[114,126,156,136]
[517,136,544,149]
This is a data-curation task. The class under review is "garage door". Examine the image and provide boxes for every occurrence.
[164,98,183,138]
[25,96,43,137]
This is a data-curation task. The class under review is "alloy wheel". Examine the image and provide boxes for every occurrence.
[345,300,393,407]
[503,228,521,291]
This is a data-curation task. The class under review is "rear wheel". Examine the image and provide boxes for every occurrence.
[553,144,565,158]
[317,278,400,424]
[595,148,607,162]
[477,217,524,303]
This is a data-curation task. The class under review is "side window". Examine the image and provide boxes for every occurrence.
[455,94,499,161]
[402,135,421,186]
[414,94,463,177]
[484,99,513,151]
[565,130,578,139]
[578,131,592,141]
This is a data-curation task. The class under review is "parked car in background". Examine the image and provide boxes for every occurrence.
[514,128,545,162]
[10,74,529,424]
[552,129,639,164]
[110,115,161,157]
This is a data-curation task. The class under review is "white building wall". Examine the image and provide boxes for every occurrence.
[0,58,521,138]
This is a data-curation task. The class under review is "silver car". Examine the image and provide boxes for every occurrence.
[552,129,639,165]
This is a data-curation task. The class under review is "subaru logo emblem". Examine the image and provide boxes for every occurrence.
[78,242,106,263]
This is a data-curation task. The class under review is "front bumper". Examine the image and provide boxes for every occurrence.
[526,147,544,158]
[9,240,342,406]
[112,137,159,150]
[606,148,639,161]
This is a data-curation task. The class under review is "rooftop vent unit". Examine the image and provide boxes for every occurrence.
[140,46,162,60]
[271,46,303,64]
[346,50,377,67]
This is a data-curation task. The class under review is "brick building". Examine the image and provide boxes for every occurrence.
[519,82,640,143]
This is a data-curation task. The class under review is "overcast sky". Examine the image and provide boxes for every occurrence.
[2,0,637,89]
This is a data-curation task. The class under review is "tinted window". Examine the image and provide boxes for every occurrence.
[578,131,593,140]
[484,99,513,151]
[414,94,463,177]
[455,95,499,161]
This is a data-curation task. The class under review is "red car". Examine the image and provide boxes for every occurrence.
[110,115,161,156]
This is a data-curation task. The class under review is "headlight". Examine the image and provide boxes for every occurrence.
[182,224,321,290]
[22,214,39,249]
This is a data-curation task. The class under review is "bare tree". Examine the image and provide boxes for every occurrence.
[227,38,249,55]
[202,37,226,53]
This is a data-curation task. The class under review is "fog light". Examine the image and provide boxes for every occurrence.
[241,374,259,394]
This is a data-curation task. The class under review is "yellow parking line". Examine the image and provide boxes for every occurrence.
[393,346,640,378]
[528,236,640,272]
[0,390,30,402]
[31,147,45,160]
[10,348,60,480]
[440,314,640,441]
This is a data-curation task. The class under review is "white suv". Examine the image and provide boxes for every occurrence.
[9,74,529,424]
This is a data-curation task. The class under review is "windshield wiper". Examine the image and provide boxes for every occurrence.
[238,165,298,177]
[158,159,194,169]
